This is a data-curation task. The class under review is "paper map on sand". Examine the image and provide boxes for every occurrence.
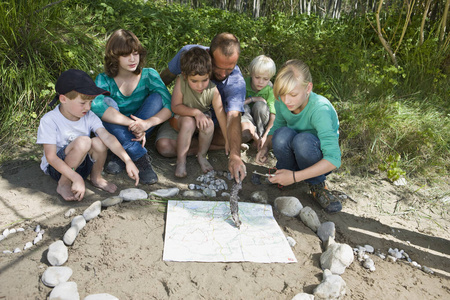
[163,200,297,263]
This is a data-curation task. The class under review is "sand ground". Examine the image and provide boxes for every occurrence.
[0,144,449,299]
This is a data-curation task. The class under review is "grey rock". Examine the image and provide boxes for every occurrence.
[299,206,321,232]
[203,188,216,197]
[363,257,376,271]
[41,266,73,287]
[274,196,303,217]
[221,192,231,197]
[101,196,123,207]
[182,190,204,198]
[250,191,269,204]
[47,240,68,266]
[83,294,119,300]
[24,242,33,249]
[286,236,296,247]
[119,188,148,201]
[49,281,80,300]
[317,222,335,243]
[150,188,179,198]
[364,244,374,253]
[422,266,434,274]
[313,269,346,300]
[320,238,354,275]
[83,201,101,221]
[35,225,41,233]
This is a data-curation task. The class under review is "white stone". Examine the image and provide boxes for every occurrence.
[203,188,216,197]
[387,255,397,263]
[119,188,147,201]
[63,226,79,246]
[9,228,16,234]
[3,250,12,254]
[34,235,42,245]
[292,293,315,300]
[16,227,25,232]
[13,247,21,253]
[2,228,10,237]
[274,196,303,217]
[320,238,354,275]
[24,242,33,249]
[182,190,204,198]
[299,206,321,232]
[363,257,376,271]
[47,240,68,266]
[149,187,179,198]
[35,225,41,233]
[221,192,230,197]
[317,222,335,243]
[393,177,407,186]
[41,266,73,287]
[364,245,374,253]
[49,281,80,300]
[0,235,4,242]
[313,269,346,300]
[71,215,87,231]
[83,294,119,300]
[101,196,123,207]
[83,201,102,221]
[64,208,76,218]
[422,266,434,274]
[286,236,296,247]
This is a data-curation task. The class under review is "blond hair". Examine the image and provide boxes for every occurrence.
[273,59,312,100]
[249,55,276,78]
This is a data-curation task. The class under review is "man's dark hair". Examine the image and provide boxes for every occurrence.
[209,32,240,58]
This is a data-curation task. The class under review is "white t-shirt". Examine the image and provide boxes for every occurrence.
[36,105,104,173]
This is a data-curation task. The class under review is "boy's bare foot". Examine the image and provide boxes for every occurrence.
[56,183,78,201]
[175,162,187,178]
[91,177,117,193]
[198,155,213,173]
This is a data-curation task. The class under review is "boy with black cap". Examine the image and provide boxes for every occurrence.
[37,69,139,201]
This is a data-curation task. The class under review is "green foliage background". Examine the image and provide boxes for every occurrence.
[0,0,448,180]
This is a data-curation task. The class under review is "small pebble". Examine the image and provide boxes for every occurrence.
[71,215,87,232]
[3,250,12,254]
[0,235,5,242]
[35,225,41,233]
[363,257,376,271]
[2,228,10,237]
[64,208,76,218]
[387,255,397,263]
[16,228,25,232]
[182,190,204,198]
[250,191,269,204]
[24,242,33,250]
[188,184,196,190]
[101,196,123,207]
[63,227,79,246]
[299,206,321,232]
[422,266,434,274]
[286,236,296,247]
[13,248,21,253]
[33,235,42,244]
[203,188,216,197]
[9,229,16,234]
[221,192,230,197]
[364,245,374,253]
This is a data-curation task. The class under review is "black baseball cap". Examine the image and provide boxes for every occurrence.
[49,69,110,107]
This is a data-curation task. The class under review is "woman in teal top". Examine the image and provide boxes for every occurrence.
[91,29,171,184]
[256,60,342,213]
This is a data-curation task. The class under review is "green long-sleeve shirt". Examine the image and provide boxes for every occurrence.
[269,92,341,168]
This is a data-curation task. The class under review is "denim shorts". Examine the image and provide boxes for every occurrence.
[47,146,94,181]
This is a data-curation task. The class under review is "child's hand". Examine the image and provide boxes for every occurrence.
[195,112,210,131]
[256,147,269,164]
[257,136,267,151]
[125,161,140,186]
[71,176,86,201]
[267,169,295,186]
[131,131,147,148]
[129,115,150,134]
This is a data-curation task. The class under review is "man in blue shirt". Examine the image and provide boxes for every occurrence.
[157,33,247,182]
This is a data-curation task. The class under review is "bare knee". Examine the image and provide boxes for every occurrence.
[68,136,92,154]
[156,138,177,157]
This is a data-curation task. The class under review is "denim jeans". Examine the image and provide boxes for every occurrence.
[103,93,163,161]
[272,127,328,185]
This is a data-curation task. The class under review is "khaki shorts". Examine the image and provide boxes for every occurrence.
[155,121,179,142]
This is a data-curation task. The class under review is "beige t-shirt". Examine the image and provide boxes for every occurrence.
[179,75,216,112]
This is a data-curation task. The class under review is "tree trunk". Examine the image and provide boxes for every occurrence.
[420,0,432,45]
[253,0,260,18]
[440,0,450,41]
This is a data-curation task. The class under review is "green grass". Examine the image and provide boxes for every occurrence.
[0,0,448,183]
